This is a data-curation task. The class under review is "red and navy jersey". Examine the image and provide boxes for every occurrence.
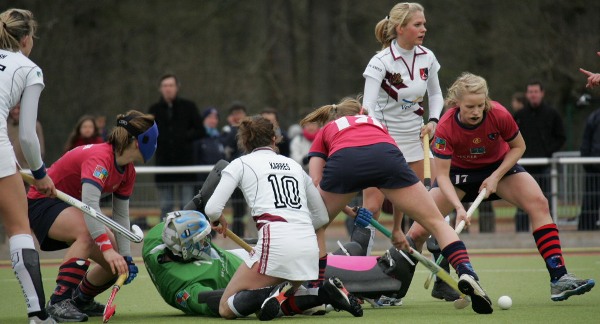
[431,101,519,169]
[309,115,396,159]
[28,143,136,200]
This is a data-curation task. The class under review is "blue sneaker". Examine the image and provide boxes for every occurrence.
[551,273,595,301]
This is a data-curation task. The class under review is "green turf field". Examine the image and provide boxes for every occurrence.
[1,253,597,323]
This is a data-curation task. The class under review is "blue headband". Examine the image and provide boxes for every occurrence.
[117,116,159,162]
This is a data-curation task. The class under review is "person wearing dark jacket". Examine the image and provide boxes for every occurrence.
[148,74,205,219]
[513,80,566,231]
[578,108,600,230]
[193,107,225,183]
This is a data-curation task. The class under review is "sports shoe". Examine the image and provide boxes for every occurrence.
[550,273,595,301]
[73,298,105,317]
[432,279,461,301]
[318,277,363,317]
[376,295,403,306]
[29,315,57,324]
[47,299,89,322]
[457,274,493,314]
[257,283,292,321]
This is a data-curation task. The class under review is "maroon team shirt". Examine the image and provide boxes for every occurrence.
[431,101,520,169]
[309,115,397,159]
[28,143,136,200]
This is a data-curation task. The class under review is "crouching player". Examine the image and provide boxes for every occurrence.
[143,210,366,318]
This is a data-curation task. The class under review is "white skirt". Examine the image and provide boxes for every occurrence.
[0,145,17,178]
[246,222,318,281]
[396,138,433,163]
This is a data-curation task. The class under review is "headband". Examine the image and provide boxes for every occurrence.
[117,116,159,162]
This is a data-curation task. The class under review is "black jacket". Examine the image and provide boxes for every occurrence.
[513,102,566,158]
[581,108,600,172]
[149,96,205,183]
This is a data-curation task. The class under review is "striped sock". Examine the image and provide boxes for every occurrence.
[533,223,567,282]
[50,258,90,304]
[441,240,478,280]
[306,255,327,288]
[74,275,116,301]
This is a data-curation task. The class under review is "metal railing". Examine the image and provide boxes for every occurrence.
[92,154,600,231]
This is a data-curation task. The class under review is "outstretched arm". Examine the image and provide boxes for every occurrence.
[579,52,600,88]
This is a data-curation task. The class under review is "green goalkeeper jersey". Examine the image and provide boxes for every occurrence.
[142,223,243,316]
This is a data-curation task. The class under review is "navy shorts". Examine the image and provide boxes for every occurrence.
[28,198,71,251]
[433,162,526,202]
[320,143,420,194]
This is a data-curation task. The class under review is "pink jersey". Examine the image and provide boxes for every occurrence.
[309,115,397,159]
[28,143,136,200]
[432,102,519,169]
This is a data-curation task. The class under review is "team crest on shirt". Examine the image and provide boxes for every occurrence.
[420,68,429,80]
[93,165,108,183]
[435,137,446,151]
[472,137,482,144]
[176,290,190,308]
[488,132,499,140]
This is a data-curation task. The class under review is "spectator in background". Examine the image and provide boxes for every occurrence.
[510,92,526,115]
[513,80,566,232]
[221,101,247,236]
[260,107,290,157]
[149,74,205,221]
[287,123,302,141]
[63,115,104,153]
[95,115,108,141]
[290,122,319,172]
[579,52,600,89]
[193,107,225,183]
[578,107,600,230]
[7,102,45,171]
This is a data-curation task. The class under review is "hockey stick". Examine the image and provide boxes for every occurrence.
[102,273,128,323]
[423,188,487,289]
[225,228,253,253]
[423,133,431,190]
[20,172,144,243]
[368,218,471,309]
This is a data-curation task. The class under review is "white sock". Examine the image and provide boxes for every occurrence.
[10,234,43,314]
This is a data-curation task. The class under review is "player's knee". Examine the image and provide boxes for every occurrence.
[525,194,550,215]
[219,302,236,319]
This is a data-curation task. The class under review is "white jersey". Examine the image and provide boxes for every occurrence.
[205,148,328,229]
[363,41,442,159]
[0,49,44,148]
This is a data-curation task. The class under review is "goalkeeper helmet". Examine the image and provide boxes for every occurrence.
[162,210,212,261]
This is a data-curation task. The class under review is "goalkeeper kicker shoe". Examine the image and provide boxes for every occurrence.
[551,273,595,301]
[458,274,493,314]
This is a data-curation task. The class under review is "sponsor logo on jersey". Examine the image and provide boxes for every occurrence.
[36,71,42,78]
[420,68,429,80]
[470,147,486,154]
[472,137,482,144]
[435,137,446,150]
[176,290,190,308]
[93,165,109,183]
[487,132,499,140]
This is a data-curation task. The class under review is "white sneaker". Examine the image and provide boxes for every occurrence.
[29,315,57,324]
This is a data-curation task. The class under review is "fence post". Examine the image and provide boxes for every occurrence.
[550,156,559,224]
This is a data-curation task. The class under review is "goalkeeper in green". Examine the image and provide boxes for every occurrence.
[142,211,244,316]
